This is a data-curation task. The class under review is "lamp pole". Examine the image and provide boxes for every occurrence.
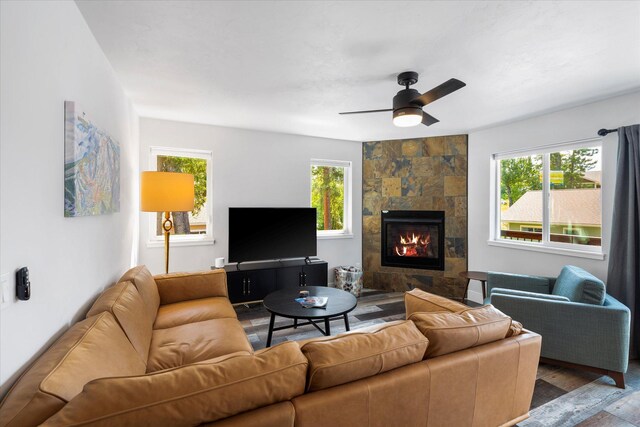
[162,211,173,274]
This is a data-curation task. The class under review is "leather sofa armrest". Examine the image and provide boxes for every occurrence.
[490,288,570,302]
[154,269,228,305]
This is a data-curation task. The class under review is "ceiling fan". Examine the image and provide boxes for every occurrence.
[339,71,466,127]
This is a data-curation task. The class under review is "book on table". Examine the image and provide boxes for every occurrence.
[295,296,328,308]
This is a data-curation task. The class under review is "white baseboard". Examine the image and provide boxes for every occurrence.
[467,289,484,304]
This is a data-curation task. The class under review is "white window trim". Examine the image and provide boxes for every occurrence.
[490,137,605,260]
[310,159,353,239]
[146,146,214,248]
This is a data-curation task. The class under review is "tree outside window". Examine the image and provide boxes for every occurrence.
[310,160,351,236]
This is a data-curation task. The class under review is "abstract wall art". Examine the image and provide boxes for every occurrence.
[64,101,120,217]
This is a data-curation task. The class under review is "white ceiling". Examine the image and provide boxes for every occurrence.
[76,1,640,142]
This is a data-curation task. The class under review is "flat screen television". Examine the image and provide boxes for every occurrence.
[228,207,317,263]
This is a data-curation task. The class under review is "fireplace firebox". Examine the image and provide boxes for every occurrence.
[381,210,445,271]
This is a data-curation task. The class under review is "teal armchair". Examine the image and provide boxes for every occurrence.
[487,266,630,388]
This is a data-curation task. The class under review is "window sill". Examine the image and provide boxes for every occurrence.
[486,239,605,260]
[317,233,354,240]
[146,238,215,248]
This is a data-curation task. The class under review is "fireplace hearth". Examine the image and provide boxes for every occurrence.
[381,210,445,271]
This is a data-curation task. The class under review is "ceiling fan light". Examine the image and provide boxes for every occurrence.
[393,107,422,127]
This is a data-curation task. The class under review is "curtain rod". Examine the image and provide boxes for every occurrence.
[597,128,618,137]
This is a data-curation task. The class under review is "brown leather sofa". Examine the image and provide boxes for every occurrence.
[0,266,541,427]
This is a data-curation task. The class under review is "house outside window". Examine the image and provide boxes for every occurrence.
[520,225,542,233]
[492,139,602,257]
[310,159,352,238]
[147,147,213,246]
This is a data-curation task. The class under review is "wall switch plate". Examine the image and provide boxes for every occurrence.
[0,273,14,310]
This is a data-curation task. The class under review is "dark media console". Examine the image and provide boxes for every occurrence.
[220,259,328,304]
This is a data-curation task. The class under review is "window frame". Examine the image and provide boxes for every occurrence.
[310,158,353,239]
[489,138,604,260]
[146,146,214,247]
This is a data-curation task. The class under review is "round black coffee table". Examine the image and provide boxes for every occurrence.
[262,286,357,347]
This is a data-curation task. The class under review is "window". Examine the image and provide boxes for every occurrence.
[492,139,602,257]
[148,147,213,246]
[310,159,352,238]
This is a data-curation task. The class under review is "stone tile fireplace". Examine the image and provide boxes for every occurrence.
[362,135,468,299]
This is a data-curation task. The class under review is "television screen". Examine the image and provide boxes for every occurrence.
[228,207,317,263]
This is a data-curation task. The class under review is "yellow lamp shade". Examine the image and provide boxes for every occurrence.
[140,172,195,212]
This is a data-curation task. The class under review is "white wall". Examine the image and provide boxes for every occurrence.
[467,91,640,301]
[138,118,362,279]
[0,1,138,394]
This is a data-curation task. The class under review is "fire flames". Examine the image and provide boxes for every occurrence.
[394,232,431,257]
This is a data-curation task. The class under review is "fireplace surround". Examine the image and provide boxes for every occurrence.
[362,135,467,296]
[381,210,445,271]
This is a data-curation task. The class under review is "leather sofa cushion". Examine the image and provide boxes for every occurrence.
[552,265,606,305]
[0,312,145,427]
[41,342,308,427]
[300,320,428,392]
[155,269,229,304]
[154,296,237,330]
[118,265,160,325]
[409,305,512,357]
[86,281,152,362]
[404,288,468,318]
[147,317,254,372]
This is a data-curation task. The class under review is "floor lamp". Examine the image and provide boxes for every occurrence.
[140,171,195,274]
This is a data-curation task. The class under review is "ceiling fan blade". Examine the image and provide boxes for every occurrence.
[422,112,439,126]
[339,108,393,115]
[411,78,466,107]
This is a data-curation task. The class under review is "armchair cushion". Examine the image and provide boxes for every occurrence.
[552,265,605,305]
[488,272,550,295]
[491,288,571,302]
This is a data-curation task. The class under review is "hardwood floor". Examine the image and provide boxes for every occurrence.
[234,289,640,427]
[235,289,406,350]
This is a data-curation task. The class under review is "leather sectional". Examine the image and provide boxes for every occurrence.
[0,266,541,426]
